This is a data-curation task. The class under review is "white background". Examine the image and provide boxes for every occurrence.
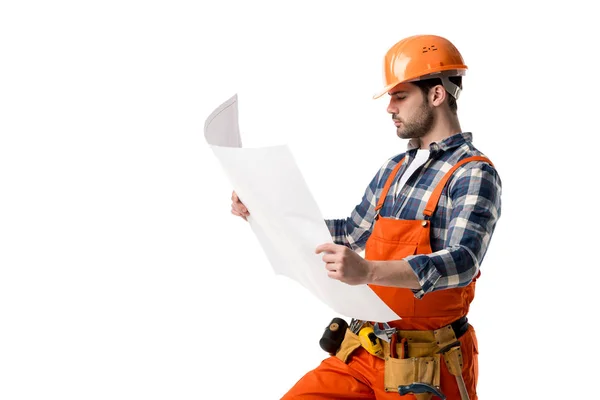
[1,1,598,399]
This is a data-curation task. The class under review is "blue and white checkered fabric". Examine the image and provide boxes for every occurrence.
[325,132,502,299]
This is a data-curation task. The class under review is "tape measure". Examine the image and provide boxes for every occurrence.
[358,326,382,356]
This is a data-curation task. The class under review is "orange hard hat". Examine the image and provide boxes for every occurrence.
[373,35,468,99]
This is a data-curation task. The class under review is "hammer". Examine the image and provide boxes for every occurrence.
[442,345,470,400]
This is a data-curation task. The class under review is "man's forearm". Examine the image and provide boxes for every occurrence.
[368,259,422,290]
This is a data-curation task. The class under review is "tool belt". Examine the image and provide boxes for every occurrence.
[335,316,469,399]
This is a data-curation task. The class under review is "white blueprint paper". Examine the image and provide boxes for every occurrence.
[204,95,400,322]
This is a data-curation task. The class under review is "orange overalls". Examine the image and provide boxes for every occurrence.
[282,156,491,400]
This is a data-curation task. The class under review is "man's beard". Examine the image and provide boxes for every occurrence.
[396,100,435,139]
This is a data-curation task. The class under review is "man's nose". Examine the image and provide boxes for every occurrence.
[387,99,397,115]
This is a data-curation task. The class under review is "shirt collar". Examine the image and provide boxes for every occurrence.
[406,132,473,153]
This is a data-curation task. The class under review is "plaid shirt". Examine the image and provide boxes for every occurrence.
[325,132,502,299]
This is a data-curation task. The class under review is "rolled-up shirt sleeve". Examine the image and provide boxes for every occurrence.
[405,162,502,299]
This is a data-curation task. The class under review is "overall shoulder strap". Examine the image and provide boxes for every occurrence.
[423,156,493,218]
[374,157,406,216]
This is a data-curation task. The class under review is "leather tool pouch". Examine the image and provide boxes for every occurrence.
[335,329,362,363]
[335,329,444,400]
[383,339,441,396]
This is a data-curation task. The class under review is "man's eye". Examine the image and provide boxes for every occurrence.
[396,96,406,100]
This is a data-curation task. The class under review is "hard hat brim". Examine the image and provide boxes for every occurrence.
[372,82,399,99]
[372,69,467,100]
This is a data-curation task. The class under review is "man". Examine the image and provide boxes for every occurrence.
[231,34,502,400]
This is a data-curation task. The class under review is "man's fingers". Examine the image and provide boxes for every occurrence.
[231,191,249,214]
[324,262,337,271]
[232,203,248,215]
[315,242,338,254]
[231,209,248,221]
[321,253,337,263]
[327,270,340,280]
[232,191,243,208]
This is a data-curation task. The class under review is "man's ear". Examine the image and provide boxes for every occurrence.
[430,85,447,107]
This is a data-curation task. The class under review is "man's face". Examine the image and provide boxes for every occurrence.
[387,83,434,140]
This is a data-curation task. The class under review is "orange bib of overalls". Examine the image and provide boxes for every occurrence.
[282,156,492,400]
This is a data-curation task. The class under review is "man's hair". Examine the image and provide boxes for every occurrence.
[413,76,462,113]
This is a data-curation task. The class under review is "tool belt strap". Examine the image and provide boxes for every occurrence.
[336,316,469,363]
[381,316,468,358]
[390,316,468,343]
